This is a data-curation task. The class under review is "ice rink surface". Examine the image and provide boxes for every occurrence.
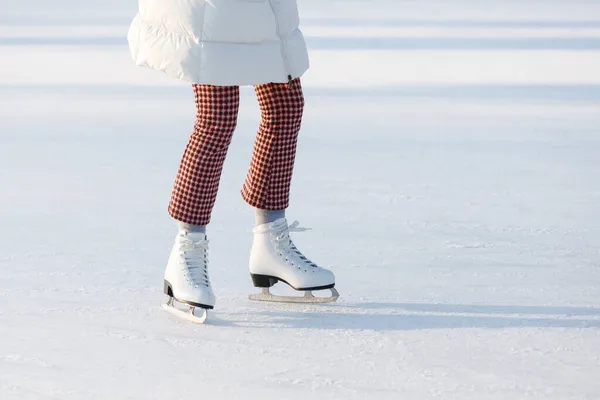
[1,1,599,399]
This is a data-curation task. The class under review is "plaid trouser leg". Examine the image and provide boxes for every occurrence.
[241,78,305,210]
[168,85,240,225]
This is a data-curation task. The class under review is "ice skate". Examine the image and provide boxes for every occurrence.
[162,231,215,323]
[248,218,339,303]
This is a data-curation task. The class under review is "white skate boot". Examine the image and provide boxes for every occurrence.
[162,231,215,323]
[248,218,339,303]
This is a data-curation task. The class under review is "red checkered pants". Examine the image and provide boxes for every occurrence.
[168,79,304,226]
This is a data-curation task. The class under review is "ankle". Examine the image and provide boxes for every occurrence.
[178,221,207,234]
[255,209,285,226]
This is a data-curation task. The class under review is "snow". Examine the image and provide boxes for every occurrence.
[1,0,600,399]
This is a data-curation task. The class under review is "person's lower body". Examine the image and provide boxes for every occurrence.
[162,79,337,321]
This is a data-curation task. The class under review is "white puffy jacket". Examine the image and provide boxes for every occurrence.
[127,0,310,86]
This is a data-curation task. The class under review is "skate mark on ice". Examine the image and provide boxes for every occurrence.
[0,354,54,368]
[346,303,600,317]
[106,329,161,342]
[250,306,600,331]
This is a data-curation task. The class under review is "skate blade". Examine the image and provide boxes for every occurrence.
[249,287,339,304]
[162,300,208,324]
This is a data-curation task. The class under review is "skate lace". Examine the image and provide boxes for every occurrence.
[179,237,211,288]
[274,221,319,268]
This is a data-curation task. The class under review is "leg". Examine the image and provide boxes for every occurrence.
[242,78,304,210]
[243,80,338,302]
[169,85,240,226]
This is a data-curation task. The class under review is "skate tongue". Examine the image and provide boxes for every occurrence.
[270,218,287,228]
[183,231,207,242]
